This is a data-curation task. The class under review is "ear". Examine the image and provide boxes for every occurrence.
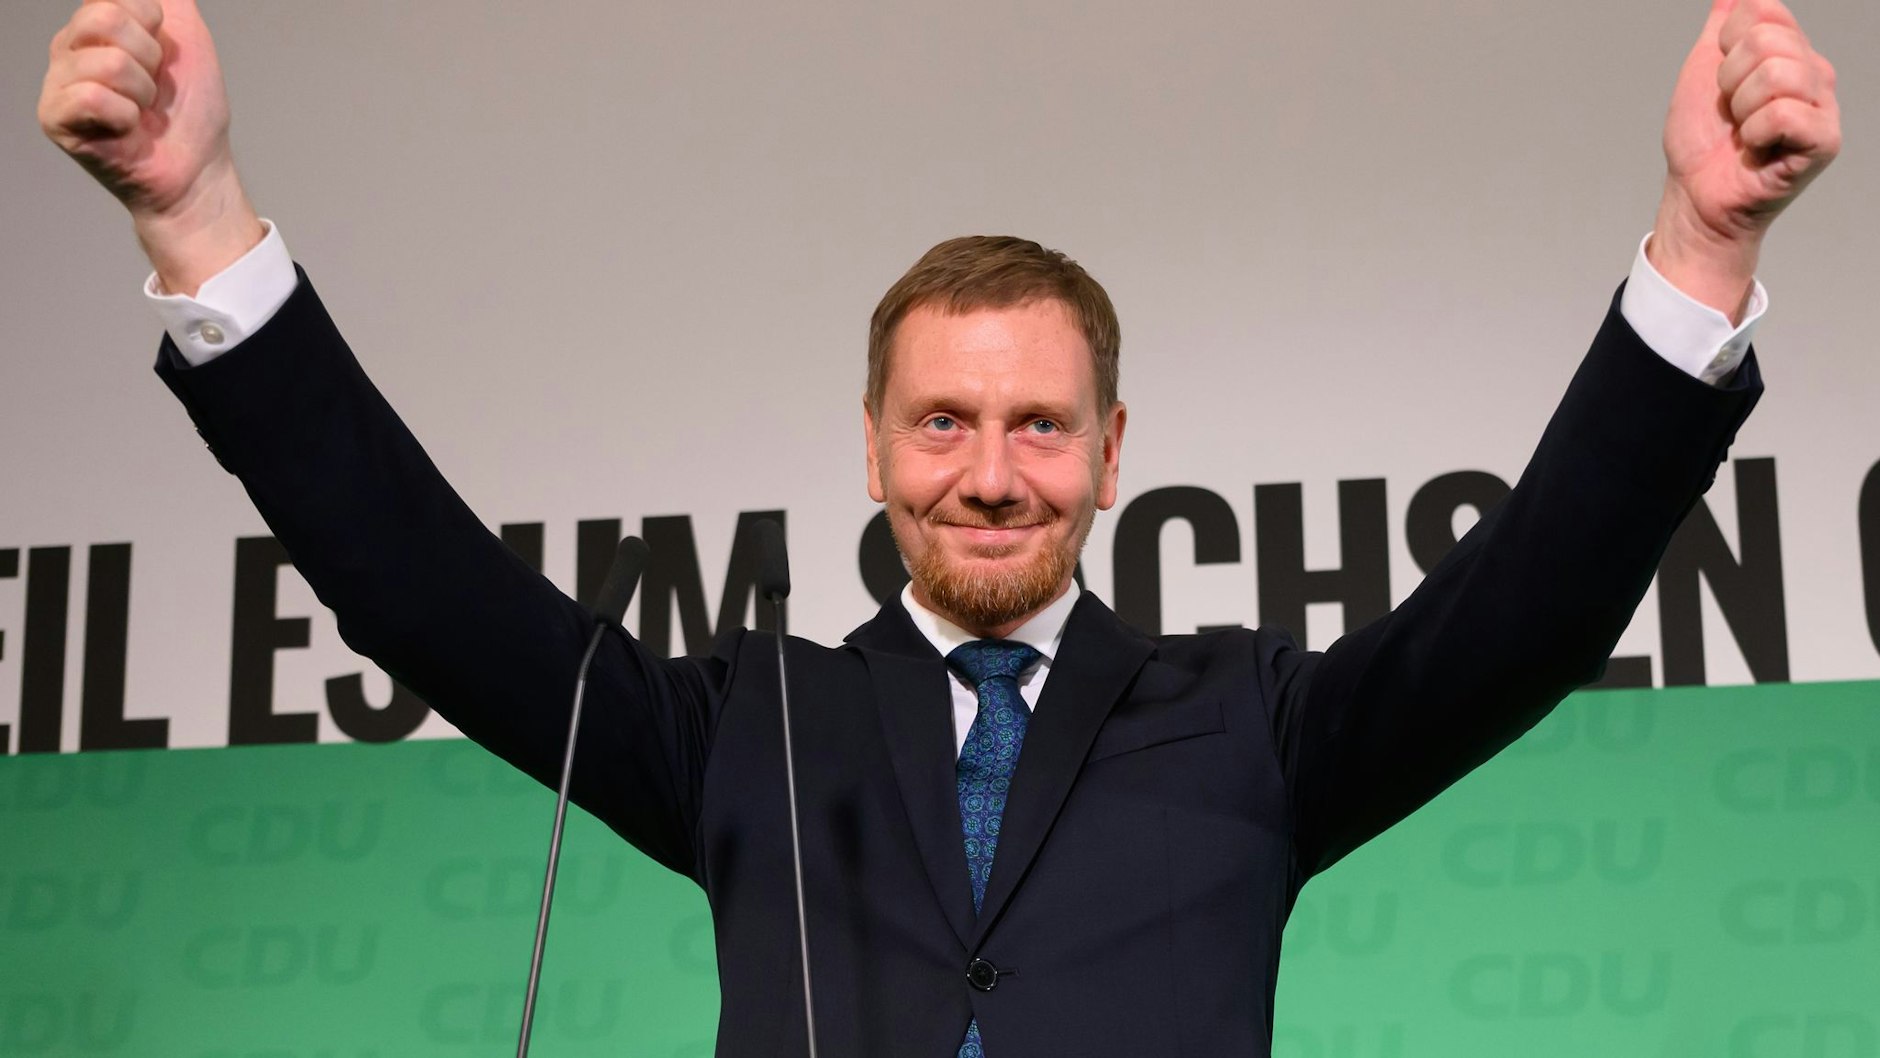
[1095,401,1127,510]
[864,398,885,503]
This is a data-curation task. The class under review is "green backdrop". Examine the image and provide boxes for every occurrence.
[4,680,1876,1057]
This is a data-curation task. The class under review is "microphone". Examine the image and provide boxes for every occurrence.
[755,517,791,607]
[516,536,650,1058]
[592,536,651,630]
[753,518,818,1058]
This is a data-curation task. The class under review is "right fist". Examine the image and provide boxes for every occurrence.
[38,0,231,217]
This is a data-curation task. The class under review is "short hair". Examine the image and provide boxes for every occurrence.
[866,235,1120,417]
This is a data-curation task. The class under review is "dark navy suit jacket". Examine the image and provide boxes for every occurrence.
[156,271,1760,1056]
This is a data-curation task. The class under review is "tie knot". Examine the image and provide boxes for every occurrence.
[946,639,1042,687]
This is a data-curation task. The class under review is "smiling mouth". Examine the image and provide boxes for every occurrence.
[939,521,1047,551]
[934,515,1048,532]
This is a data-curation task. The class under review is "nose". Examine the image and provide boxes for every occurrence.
[960,428,1022,507]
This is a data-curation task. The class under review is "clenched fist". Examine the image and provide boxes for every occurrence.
[38,0,263,295]
[1653,0,1841,319]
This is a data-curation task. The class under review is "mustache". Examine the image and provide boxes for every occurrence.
[929,510,1054,530]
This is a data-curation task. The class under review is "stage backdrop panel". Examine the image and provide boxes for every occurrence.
[2,679,1876,1056]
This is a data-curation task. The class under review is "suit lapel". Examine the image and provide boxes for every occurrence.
[846,599,977,948]
[968,593,1154,949]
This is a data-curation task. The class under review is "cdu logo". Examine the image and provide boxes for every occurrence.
[1506,697,1658,756]
[1720,878,1880,946]
[1713,745,1880,814]
[1448,950,1671,1019]
[421,742,543,799]
[0,992,136,1054]
[0,753,147,811]
[1440,819,1666,887]
[1282,892,1400,958]
[420,978,623,1045]
[1,870,141,932]
[1728,1012,1877,1057]
[185,801,384,866]
[181,923,380,989]
[421,853,625,921]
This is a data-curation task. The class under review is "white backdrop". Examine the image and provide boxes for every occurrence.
[2,0,1875,752]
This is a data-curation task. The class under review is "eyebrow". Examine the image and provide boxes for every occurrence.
[898,402,1086,433]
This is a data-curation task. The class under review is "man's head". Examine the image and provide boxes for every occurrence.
[864,236,1127,638]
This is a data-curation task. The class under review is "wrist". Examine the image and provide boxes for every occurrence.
[132,159,265,298]
[1648,182,1760,325]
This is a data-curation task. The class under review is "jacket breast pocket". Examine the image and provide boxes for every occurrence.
[1086,698,1225,763]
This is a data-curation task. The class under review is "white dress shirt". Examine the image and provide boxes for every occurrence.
[900,581,1080,757]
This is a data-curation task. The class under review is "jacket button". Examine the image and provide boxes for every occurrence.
[966,957,999,992]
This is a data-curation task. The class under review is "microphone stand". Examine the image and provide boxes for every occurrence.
[754,518,818,1058]
[516,537,649,1058]
[773,590,818,1058]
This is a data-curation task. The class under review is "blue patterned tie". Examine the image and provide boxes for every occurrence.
[948,639,1041,1058]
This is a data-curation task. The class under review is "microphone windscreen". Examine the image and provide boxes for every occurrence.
[592,536,651,628]
[753,518,791,601]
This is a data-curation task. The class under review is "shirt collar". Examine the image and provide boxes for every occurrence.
[899,579,1080,664]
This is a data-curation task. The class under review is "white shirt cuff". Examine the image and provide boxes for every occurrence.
[144,219,297,365]
[1619,232,1766,386]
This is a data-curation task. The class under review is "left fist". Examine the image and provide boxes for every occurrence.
[1654,0,1840,312]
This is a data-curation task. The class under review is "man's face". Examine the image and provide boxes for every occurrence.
[865,298,1126,637]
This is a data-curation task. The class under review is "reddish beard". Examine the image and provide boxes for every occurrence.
[898,507,1093,632]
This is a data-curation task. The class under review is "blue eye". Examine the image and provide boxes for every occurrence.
[1029,419,1059,434]
[928,416,956,431]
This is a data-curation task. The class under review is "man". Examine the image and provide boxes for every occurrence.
[37,0,1839,1055]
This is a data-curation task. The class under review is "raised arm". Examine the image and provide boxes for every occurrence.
[37,0,725,878]
[1272,0,1839,875]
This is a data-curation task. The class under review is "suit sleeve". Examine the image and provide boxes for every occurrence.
[1266,284,1762,877]
[155,266,727,882]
